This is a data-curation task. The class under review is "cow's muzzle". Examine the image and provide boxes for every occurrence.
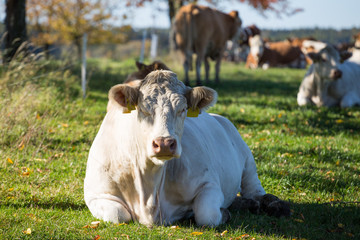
[152,137,178,159]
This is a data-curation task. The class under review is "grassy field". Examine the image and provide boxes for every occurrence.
[0,55,359,240]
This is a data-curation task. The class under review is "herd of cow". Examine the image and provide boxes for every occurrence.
[83,4,359,228]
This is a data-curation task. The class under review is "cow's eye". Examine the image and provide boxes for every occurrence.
[178,108,186,116]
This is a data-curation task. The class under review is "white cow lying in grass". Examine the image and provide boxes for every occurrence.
[297,43,360,107]
[84,70,289,227]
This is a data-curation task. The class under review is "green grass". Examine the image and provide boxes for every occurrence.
[0,56,359,240]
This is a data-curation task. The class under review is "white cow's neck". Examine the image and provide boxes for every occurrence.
[133,159,167,226]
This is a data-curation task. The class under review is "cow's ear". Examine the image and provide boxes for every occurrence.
[229,10,239,19]
[109,83,140,113]
[307,52,323,63]
[136,61,146,70]
[185,87,217,116]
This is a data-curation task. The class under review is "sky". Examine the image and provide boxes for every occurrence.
[122,0,360,30]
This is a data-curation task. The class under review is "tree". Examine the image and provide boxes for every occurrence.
[27,0,117,59]
[4,0,27,63]
[126,0,302,24]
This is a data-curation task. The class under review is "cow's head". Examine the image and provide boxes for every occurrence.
[248,35,264,68]
[307,45,343,81]
[108,70,217,165]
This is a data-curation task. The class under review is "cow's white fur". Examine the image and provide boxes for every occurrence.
[84,70,266,227]
[297,45,360,107]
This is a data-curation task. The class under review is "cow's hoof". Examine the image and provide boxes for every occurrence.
[260,194,291,217]
[220,208,231,224]
[229,196,260,214]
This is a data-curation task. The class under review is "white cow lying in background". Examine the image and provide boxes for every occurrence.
[84,70,289,227]
[297,43,360,108]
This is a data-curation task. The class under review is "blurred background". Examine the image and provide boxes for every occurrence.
[1,0,359,63]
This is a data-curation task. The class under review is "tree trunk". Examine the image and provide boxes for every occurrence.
[4,0,27,63]
[168,0,185,24]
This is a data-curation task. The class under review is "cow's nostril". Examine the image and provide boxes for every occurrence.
[152,140,160,151]
[169,139,177,151]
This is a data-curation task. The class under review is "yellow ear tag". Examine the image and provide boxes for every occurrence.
[123,100,136,114]
[187,107,200,118]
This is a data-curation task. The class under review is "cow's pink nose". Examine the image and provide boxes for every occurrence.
[152,137,177,156]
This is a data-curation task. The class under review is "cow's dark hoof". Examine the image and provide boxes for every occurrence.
[229,196,260,214]
[260,194,291,217]
[220,208,231,224]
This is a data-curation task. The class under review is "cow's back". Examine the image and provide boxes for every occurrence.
[174,4,235,55]
[164,112,251,209]
[263,41,303,66]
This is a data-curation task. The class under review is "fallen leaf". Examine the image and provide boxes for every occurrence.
[337,223,344,228]
[7,158,13,164]
[48,128,55,133]
[84,121,89,125]
[93,235,101,240]
[61,123,69,128]
[23,228,32,234]
[90,221,100,228]
[191,232,203,236]
[221,230,228,236]
[170,225,180,229]
[18,144,25,151]
[240,108,245,113]
[121,234,130,239]
[118,223,128,226]
[36,114,41,120]
[335,119,344,124]
[8,188,14,191]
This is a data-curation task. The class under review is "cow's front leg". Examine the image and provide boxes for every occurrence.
[192,187,229,226]
[195,55,203,86]
[86,195,132,223]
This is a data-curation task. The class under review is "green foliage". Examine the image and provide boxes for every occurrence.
[0,58,359,239]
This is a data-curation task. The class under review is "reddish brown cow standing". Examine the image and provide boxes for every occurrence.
[246,35,306,69]
[125,61,170,83]
[172,4,242,85]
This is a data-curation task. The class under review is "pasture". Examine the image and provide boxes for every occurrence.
[0,56,359,240]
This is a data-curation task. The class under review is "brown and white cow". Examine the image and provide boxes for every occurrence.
[225,25,261,62]
[297,44,360,107]
[84,70,290,227]
[354,33,360,48]
[246,35,306,69]
[125,61,170,83]
[172,4,242,85]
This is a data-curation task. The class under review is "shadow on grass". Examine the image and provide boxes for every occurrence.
[176,202,360,240]
[4,200,87,211]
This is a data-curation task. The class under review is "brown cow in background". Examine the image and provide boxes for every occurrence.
[246,35,306,69]
[125,61,170,83]
[172,4,242,86]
